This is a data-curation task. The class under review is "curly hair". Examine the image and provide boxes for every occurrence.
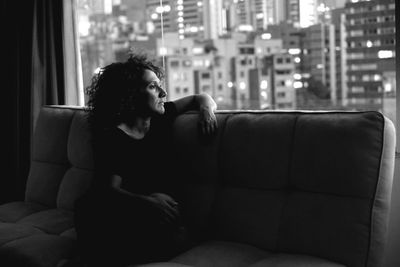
[85,53,164,132]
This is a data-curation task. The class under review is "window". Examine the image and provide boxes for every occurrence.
[201,72,210,79]
[75,0,396,125]
[170,61,179,68]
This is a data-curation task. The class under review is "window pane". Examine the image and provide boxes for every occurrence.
[76,0,396,122]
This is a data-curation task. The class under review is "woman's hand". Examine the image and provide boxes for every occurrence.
[147,193,179,225]
[173,93,218,136]
[198,106,218,136]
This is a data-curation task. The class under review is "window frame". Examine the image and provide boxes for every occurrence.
[71,0,399,152]
[396,2,399,153]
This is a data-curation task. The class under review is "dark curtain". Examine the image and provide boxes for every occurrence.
[1,0,65,203]
[32,0,66,129]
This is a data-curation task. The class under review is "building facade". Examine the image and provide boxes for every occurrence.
[345,0,396,111]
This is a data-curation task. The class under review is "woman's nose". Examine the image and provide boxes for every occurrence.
[159,88,167,98]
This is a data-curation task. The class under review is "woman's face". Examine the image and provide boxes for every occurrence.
[140,69,167,115]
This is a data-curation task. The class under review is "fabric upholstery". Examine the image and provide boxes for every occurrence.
[171,240,272,267]
[0,201,47,223]
[248,253,346,267]
[0,106,395,267]
[172,113,229,241]
[0,234,75,267]
[167,241,345,267]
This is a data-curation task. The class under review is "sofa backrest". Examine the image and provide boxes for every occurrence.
[172,111,395,267]
[26,106,395,267]
[26,106,94,211]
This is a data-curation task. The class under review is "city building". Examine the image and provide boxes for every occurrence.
[234,0,268,31]
[345,0,396,113]
[331,7,347,107]
[300,23,336,101]
[147,0,225,40]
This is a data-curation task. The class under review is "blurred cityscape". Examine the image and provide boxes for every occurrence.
[77,0,396,122]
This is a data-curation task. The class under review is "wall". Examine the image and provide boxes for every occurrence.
[384,157,400,267]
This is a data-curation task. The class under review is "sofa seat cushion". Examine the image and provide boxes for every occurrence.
[132,263,191,267]
[171,240,272,266]
[0,223,43,246]
[60,228,76,239]
[0,201,47,223]
[135,241,345,267]
[18,208,74,235]
[0,234,75,267]
[248,254,345,267]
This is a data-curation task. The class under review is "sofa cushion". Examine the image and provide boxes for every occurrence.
[204,111,392,267]
[290,112,383,197]
[25,107,94,211]
[135,264,191,267]
[219,113,296,189]
[248,254,345,267]
[0,223,43,246]
[213,187,286,250]
[57,167,93,211]
[57,110,94,211]
[0,234,75,267]
[18,209,74,235]
[167,240,345,267]
[277,112,386,267]
[171,240,272,267]
[0,201,47,223]
[172,113,230,241]
[59,228,76,239]
[277,192,371,266]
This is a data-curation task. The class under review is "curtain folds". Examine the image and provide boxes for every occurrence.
[32,0,83,130]
[31,0,66,130]
[2,0,77,202]
[63,0,85,107]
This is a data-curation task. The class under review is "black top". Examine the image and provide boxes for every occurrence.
[92,102,179,196]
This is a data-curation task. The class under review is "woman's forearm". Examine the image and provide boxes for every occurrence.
[110,174,148,200]
[196,93,217,112]
[173,93,217,114]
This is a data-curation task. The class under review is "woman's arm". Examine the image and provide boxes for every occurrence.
[110,175,179,223]
[173,93,217,114]
[172,93,218,135]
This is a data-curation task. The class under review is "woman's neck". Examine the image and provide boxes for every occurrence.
[118,117,151,140]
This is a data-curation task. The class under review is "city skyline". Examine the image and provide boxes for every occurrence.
[77,0,396,122]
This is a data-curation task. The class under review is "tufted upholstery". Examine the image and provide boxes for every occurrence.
[0,106,93,267]
[0,106,395,267]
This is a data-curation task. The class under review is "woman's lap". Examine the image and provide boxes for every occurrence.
[74,190,190,266]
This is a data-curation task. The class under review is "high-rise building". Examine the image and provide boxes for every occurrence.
[147,0,225,40]
[88,0,113,14]
[147,0,178,34]
[286,0,301,27]
[203,0,224,39]
[344,0,396,112]
[234,0,268,31]
[331,8,347,107]
[291,15,340,111]
[265,0,286,25]
[299,0,318,28]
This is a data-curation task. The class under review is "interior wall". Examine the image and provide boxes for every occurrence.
[384,157,400,267]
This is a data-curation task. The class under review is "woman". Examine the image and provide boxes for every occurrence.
[74,53,218,267]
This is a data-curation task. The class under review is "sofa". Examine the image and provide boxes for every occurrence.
[0,105,396,267]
